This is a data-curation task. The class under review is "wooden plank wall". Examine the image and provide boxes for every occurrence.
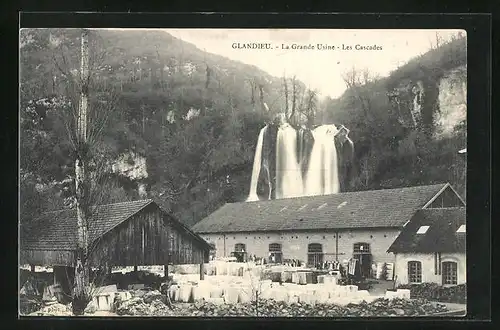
[428,187,464,208]
[88,205,208,266]
[20,249,75,266]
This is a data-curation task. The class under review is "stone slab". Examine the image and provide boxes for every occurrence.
[178,285,193,302]
[210,287,224,298]
[96,285,118,294]
[223,287,239,304]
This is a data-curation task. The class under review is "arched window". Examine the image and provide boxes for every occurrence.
[233,243,247,263]
[234,243,246,252]
[353,243,372,278]
[269,243,282,252]
[442,261,458,285]
[353,242,371,254]
[408,261,422,284]
[307,243,324,267]
[268,243,283,264]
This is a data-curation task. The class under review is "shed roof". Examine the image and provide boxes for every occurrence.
[387,208,466,253]
[21,199,210,251]
[191,183,450,234]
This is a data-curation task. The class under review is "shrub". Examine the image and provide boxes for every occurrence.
[397,283,466,304]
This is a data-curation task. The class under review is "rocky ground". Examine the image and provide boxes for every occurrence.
[23,294,453,317]
[112,291,450,317]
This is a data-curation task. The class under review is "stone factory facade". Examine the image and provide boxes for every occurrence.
[192,183,465,283]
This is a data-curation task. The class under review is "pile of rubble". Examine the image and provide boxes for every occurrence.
[115,290,175,316]
[26,297,73,317]
[115,297,449,317]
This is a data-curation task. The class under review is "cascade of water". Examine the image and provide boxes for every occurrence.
[275,123,304,199]
[247,120,345,201]
[303,124,340,196]
[247,126,267,201]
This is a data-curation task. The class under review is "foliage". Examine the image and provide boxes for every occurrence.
[20,29,282,227]
[397,283,466,304]
[20,29,467,231]
[323,36,467,196]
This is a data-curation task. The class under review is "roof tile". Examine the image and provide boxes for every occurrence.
[192,183,448,233]
[387,208,466,253]
[21,199,153,250]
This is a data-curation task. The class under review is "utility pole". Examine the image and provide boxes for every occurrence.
[73,28,90,314]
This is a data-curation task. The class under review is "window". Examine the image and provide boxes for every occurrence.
[417,226,430,234]
[233,243,247,262]
[269,243,283,263]
[442,261,458,285]
[353,243,371,253]
[408,261,422,283]
[269,243,282,252]
[307,243,324,266]
[234,243,246,252]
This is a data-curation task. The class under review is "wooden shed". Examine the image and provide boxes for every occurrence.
[20,199,211,276]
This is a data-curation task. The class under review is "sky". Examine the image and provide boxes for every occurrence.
[164,29,464,99]
[101,28,464,99]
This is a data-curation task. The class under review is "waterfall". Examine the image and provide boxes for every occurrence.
[247,120,346,202]
[275,123,304,199]
[247,126,267,201]
[304,125,340,196]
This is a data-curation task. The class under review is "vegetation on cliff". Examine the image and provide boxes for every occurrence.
[322,36,466,196]
[20,29,467,228]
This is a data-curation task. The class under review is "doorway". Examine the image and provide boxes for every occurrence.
[307,243,324,267]
[268,243,283,264]
[232,243,247,262]
[353,242,372,278]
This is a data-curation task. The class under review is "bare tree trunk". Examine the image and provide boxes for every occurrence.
[283,76,289,117]
[259,84,265,112]
[141,104,146,135]
[204,62,209,115]
[73,28,90,316]
[250,80,256,111]
[364,158,369,187]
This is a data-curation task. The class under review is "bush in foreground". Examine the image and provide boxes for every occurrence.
[396,283,466,304]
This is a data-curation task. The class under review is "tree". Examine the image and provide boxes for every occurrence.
[290,75,297,125]
[341,67,380,188]
[282,75,289,117]
[50,28,120,315]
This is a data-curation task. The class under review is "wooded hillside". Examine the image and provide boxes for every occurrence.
[20,29,467,227]
[322,36,466,196]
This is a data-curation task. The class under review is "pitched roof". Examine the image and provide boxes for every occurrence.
[191,183,449,234]
[387,208,466,253]
[21,199,154,251]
